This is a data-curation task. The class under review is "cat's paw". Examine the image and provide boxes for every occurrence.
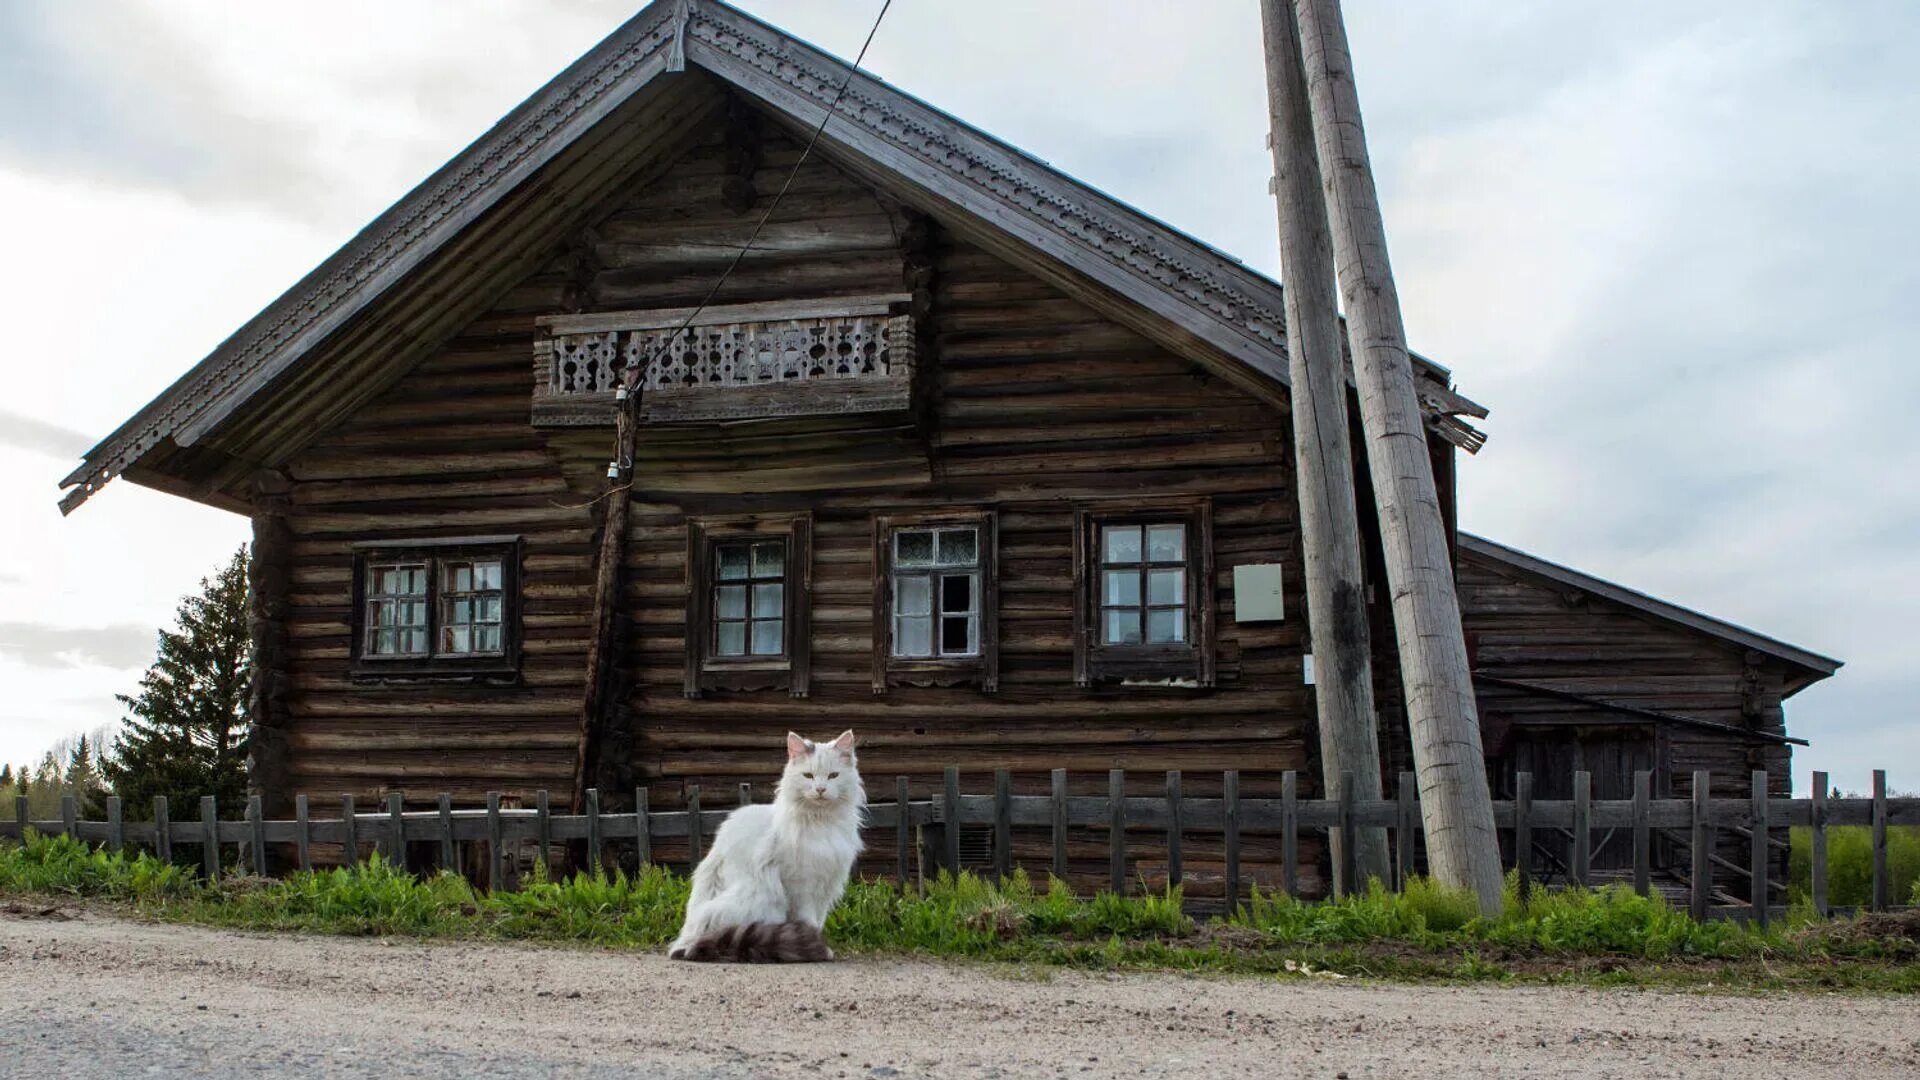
[668,946,687,961]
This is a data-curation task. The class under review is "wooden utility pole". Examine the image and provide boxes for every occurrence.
[1259,0,1388,890]
[1289,0,1505,912]
[572,379,640,812]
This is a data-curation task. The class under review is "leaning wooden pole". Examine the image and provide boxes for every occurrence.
[572,378,641,812]
[1259,0,1388,890]
[1290,0,1504,912]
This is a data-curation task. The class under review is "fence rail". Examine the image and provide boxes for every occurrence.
[5,768,1912,923]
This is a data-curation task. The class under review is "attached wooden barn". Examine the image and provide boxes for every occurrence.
[59,0,1836,897]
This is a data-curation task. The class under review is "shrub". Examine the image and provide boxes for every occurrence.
[1789,825,1920,908]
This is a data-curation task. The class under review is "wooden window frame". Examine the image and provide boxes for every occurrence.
[685,513,812,698]
[349,536,523,684]
[1073,500,1214,687]
[871,509,999,694]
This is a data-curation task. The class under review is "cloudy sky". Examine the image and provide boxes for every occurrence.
[0,0,1913,790]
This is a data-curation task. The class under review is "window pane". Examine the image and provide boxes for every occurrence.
[751,542,784,577]
[895,575,931,617]
[894,529,934,567]
[447,598,472,626]
[479,595,502,622]
[1102,525,1142,564]
[476,625,502,653]
[940,573,974,615]
[716,622,746,656]
[717,545,750,580]
[474,562,501,591]
[1148,569,1185,606]
[374,628,398,655]
[1147,608,1186,644]
[404,568,426,595]
[1103,610,1142,646]
[444,626,470,654]
[715,585,747,619]
[402,602,427,628]
[752,582,784,618]
[750,618,783,656]
[941,614,975,656]
[1104,570,1141,606]
[894,614,932,657]
[449,564,472,592]
[1147,524,1185,563]
[405,629,429,654]
[936,527,977,566]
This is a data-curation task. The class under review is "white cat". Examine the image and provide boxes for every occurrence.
[668,730,866,962]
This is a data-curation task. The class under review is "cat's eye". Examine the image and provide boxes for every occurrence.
[803,772,814,779]
[828,772,839,779]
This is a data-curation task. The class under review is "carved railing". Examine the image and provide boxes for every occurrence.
[533,294,914,425]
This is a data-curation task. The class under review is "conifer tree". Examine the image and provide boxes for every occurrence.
[99,549,252,817]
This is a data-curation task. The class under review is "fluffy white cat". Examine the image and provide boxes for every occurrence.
[668,730,866,962]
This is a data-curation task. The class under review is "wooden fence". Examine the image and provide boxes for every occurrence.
[4,768,1911,925]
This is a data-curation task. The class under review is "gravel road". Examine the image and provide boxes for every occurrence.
[2,908,1916,1079]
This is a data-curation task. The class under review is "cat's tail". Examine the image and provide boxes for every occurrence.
[668,921,833,964]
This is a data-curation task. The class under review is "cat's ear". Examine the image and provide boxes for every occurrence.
[831,730,857,755]
[786,732,810,761]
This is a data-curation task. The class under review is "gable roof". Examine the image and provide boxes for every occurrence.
[1459,531,1842,691]
[59,0,1480,514]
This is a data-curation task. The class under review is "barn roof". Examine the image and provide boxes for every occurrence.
[58,0,1483,514]
[1459,532,1842,691]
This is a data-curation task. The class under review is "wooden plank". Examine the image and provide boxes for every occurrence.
[1109,768,1127,895]
[294,794,312,873]
[686,784,703,868]
[586,788,603,874]
[993,769,1012,883]
[1280,770,1298,899]
[535,789,552,873]
[201,796,220,881]
[1336,771,1357,898]
[634,787,651,866]
[437,794,455,872]
[1165,770,1183,892]
[387,792,406,864]
[106,796,124,853]
[1751,770,1769,929]
[1050,769,1068,883]
[1514,773,1532,905]
[1872,769,1889,912]
[250,795,268,876]
[342,794,358,866]
[13,796,26,839]
[896,776,911,885]
[1223,769,1242,915]
[1631,770,1651,898]
[1810,770,1829,917]
[486,791,504,893]
[739,782,754,809]
[153,796,171,863]
[943,766,961,874]
[1691,771,1712,922]
[1395,771,1416,890]
[61,794,77,838]
[1572,770,1591,888]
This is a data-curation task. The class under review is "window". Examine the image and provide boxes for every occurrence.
[351,538,520,681]
[872,511,998,692]
[1073,502,1213,687]
[687,515,812,697]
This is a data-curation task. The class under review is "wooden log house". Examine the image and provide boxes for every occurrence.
[59,0,1837,896]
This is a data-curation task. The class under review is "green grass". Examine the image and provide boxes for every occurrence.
[1788,825,1920,908]
[4,832,1915,992]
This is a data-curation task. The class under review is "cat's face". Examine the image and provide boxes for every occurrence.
[784,730,860,805]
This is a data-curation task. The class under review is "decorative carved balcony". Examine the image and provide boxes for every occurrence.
[532,294,915,426]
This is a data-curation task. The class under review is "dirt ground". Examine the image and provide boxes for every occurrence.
[2,909,1916,1079]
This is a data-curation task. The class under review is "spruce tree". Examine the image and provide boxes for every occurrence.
[100,549,252,818]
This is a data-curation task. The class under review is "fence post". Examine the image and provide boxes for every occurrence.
[1690,770,1711,922]
[1750,770,1769,929]
[586,788,603,875]
[686,784,703,869]
[250,794,268,877]
[1572,770,1591,889]
[295,794,312,873]
[1871,769,1889,913]
[387,792,406,866]
[61,793,77,839]
[896,776,912,886]
[942,767,960,875]
[485,791,504,893]
[436,794,454,873]
[1049,769,1068,884]
[1395,770,1416,890]
[13,795,26,838]
[1514,773,1532,906]
[633,787,650,867]
[341,794,358,866]
[992,769,1013,884]
[1336,771,1357,898]
[153,796,171,863]
[1809,770,1829,918]
[1164,770,1182,892]
[106,795,124,853]
[1280,770,1299,899]
[1108,768,1127,895]
[535,789,551,874]
[1223,769,1242,916]
[200,795,220,882]
[1631,770,1651,898]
